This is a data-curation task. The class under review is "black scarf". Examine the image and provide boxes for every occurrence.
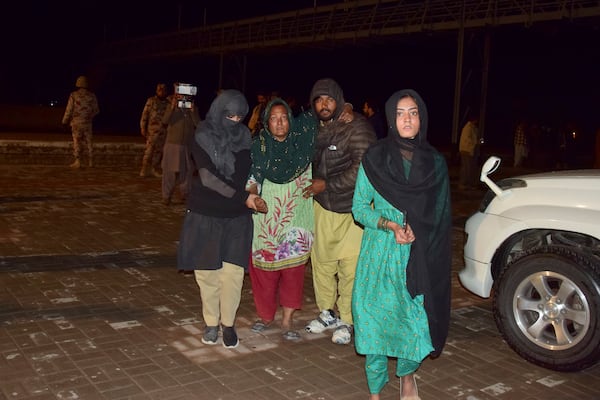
[362,89,452,357]
[195,90,252,180]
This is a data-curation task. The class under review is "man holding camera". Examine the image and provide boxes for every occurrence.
[160,83,201,205]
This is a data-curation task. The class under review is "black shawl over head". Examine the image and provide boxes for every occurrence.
[195,89,252,180]
[362,89,452,357]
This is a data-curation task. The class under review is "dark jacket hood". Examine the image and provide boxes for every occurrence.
[309,78,345,121]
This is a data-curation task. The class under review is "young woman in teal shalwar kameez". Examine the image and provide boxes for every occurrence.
[351,89,452,400]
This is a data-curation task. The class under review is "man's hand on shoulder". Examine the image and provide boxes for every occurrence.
[338,103,354,123]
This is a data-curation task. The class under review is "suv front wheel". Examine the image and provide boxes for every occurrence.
[493,245,600,371]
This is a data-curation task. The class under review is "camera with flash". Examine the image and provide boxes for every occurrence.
[175,83,197,109]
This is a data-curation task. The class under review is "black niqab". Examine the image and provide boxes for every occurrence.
[195,90,252,180]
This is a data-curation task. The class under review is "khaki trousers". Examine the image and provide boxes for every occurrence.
[194,262,244,327]
[311,202,363,324]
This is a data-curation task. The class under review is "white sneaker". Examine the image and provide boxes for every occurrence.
[305,309,341,333]
[332,324,353,345]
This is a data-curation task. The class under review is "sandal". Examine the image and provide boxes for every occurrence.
[282,330,301,341]
[251,320,271,333]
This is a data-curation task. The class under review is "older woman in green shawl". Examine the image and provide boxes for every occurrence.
[247,98,315,340]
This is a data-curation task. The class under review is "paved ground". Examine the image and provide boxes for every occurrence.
[0,158,599,399]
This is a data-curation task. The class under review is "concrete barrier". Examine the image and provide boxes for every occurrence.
[0,133,145,166]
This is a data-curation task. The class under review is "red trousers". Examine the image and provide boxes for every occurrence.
[249,260,306,322]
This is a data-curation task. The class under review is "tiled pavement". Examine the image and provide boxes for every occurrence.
[0,153,599,399]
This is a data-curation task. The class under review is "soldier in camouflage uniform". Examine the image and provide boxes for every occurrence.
[62,75,99,169]
[139,83,171,177]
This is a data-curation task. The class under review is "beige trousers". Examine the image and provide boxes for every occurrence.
[194,262,245,327]
[311,202,363,324]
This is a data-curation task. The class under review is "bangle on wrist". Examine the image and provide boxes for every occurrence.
[383,219,389,230]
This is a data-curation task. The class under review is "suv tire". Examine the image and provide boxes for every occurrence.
[493,245,600,371]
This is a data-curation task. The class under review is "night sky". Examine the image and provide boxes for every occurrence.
[2,1,599,153]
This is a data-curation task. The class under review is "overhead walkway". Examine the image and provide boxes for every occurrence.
[96,0,600,62]
[95,0,600,144]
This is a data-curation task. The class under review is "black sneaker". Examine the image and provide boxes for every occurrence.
[222,326,239,349]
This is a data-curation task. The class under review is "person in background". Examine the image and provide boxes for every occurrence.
[458,113,479,189]
[594,127,600,169]
[352,89,452,400]
[62,75,99,169]
[284,94,303,117]
[139,83,170,178]
[177,89,267,349]
[302,78,376,345]
[247,90,268,136]
[362,97,387,140]
[247,98,315,340]
[513,118,529,167]
[160,83,200,205]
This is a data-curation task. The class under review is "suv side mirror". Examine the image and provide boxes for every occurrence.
[481,156,501,177]
[480,156,507,197]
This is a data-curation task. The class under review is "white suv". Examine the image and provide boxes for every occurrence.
[459,156,600,372]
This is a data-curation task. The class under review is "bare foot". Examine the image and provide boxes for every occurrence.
[281,306,295,331]
[400,374,419,399]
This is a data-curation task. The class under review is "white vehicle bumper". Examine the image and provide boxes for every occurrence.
[459,211,519,298]
[458,257,493,298]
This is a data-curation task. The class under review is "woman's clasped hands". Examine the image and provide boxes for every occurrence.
[246,193,268,214]
[388,220,415,245]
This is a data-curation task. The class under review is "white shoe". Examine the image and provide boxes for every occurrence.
[305,309,341,333]
[331,324,353,345]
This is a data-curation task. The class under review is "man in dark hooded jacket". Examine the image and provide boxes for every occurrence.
[302,78,376,345]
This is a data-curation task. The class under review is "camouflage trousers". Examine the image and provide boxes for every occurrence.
[142,131,166,170]
[71,123,93,160]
